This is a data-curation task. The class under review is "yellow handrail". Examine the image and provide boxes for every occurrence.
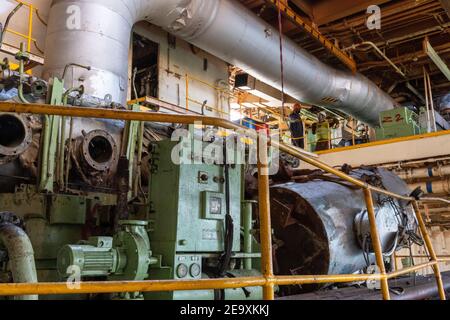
[3,0,37,53]
[0,101,446,301]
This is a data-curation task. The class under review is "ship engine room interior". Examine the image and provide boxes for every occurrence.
[0,0,450,302]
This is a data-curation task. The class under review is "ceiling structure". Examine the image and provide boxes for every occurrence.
[238,0,450,106]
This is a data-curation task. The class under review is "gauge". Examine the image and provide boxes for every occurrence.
[189,263,201,278]
[176,263,188,278]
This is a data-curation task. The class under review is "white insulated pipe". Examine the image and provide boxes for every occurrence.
[43,0,397,125]
[396,165,450,180]
[408,179,450,195]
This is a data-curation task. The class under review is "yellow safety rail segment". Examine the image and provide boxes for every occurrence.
[0,101,446,301]
[267,0,357,73]
[5,0,36,52]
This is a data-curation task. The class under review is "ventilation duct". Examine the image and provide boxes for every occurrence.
[43,0,397,125]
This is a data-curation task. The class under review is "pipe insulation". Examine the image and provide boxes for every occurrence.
[408,179,450,195]
[43,0,397,125]
[396,165,450,180]
[0,223,38,300]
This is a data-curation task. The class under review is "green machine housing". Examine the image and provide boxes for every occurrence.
[375,107,422,140]
[53,133,262,300]
[146,136,262,300]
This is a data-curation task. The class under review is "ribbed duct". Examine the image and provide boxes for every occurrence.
[43,0,397,125]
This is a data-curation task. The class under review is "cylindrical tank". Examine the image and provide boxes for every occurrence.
[269,168,415,294]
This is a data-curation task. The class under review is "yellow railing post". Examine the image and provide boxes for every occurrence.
[363,188,391,300]
[257,133,275,300]
[27,4,33,52]
[412,201,447,300]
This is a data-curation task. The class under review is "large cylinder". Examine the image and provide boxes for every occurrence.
[43,0,396,125]
[269,168,415,294]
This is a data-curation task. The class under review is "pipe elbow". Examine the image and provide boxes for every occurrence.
[0,222,38,300]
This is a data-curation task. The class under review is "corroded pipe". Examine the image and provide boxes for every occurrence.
[0,223,38,300]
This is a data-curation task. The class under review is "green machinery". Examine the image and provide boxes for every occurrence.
[56,134,263,300]
[145,136,262,300]
[375,107,422,140]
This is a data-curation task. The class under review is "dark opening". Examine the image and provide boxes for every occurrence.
[88,136,113,164]
[270,188,330,295]
[0,114,26,149]
[132,33,159,100]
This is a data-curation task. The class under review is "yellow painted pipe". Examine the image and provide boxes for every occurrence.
[257,135,275,300]
[363,188,391,300]
[0,277,266,297]
[274,274,383,285]
[412,201,447,300]
[387,261,437,279]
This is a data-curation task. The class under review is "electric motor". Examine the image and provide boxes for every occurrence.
[57,237,121,277]
[57,220,154,280]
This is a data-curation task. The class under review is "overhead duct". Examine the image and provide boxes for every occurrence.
[43,0,397,125]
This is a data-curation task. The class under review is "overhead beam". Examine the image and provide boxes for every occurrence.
[313,0,391,26]
[266,0,357,73]
[424,38,450,81]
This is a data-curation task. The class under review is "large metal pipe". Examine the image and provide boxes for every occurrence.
[269,168,415,295]
[43,0,396,125]
[0,222,38,300]
[396,165,450,180]
[408,179,450,195]
[0,113,32,161]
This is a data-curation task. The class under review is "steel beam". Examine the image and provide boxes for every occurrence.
[424,38,450,81]
[266,0,357,73]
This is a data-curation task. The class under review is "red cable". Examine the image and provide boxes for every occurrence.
[277,0,286,122]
